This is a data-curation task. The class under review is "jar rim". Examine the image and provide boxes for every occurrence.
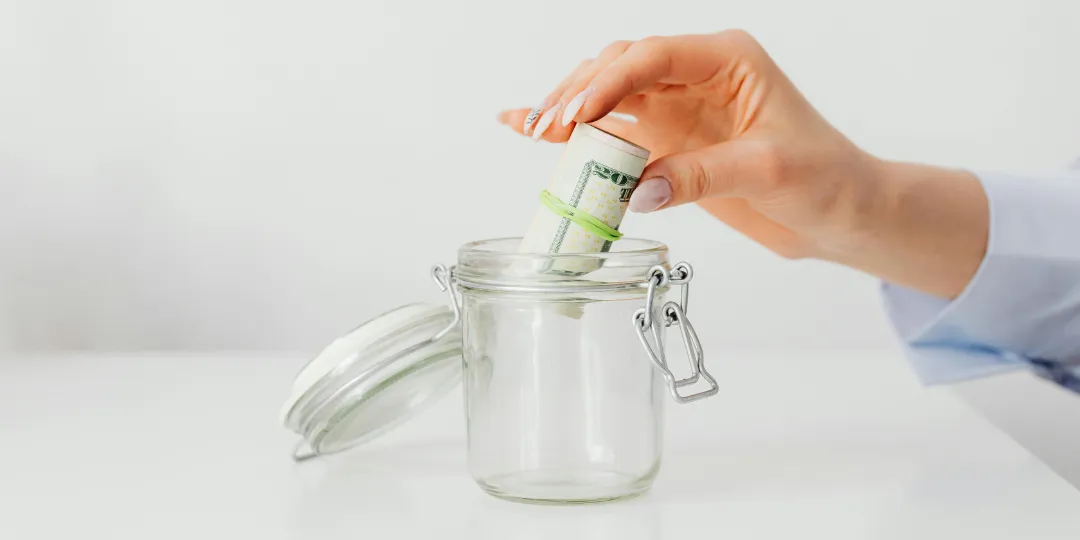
[453,237,670,294]
[458,237,668,259]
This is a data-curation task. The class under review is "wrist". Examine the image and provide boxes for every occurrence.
[806,151,896,263]
[823,158,989,299]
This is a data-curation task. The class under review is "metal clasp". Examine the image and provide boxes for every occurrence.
[430,264,461,340]
[632,262,719,404]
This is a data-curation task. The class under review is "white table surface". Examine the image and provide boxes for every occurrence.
[2,350,1078,539]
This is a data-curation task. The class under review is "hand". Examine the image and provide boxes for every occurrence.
[499,31,988,299]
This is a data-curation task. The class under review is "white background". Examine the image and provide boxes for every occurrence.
[1,1,1078,481]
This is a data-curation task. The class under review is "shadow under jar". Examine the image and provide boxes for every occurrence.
[450,238,717,504]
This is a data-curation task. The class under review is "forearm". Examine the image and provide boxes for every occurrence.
[826,159,990,300]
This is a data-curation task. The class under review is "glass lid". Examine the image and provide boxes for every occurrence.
[281,276,463,460]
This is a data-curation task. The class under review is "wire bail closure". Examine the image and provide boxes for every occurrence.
[632,262,719,404]
[430,264,461,339]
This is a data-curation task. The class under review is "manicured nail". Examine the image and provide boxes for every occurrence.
[628,178,672,212]
[531,103,562,141]
[522,100,548,135]
[561,87,593,126]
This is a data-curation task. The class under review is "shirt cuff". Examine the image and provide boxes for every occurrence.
[881,169,1080,385]
[881,282,1029,384]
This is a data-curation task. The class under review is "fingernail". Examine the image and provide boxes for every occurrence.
[561,87,593,127]
[522,100,548,135]
[629,178,671,213]
[531,103,562,141]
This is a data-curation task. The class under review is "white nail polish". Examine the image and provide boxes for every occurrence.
[532,103,562,141]
[561,87,592,126]
[628,178,672,213]
[522,100,547,135]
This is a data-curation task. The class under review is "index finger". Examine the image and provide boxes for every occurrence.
[572,31,759,125]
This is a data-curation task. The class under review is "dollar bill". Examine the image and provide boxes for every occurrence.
[518,122,650,276]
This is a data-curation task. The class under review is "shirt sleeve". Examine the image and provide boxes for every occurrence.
[880,168,1080,391]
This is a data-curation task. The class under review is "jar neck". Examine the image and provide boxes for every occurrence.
[453,237,670,293]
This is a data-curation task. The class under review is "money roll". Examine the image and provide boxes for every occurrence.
[518,123,650,276]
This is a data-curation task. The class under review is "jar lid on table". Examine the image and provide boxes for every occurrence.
[280,267,462,460]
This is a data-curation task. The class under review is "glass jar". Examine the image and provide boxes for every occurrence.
[281,237,717,505]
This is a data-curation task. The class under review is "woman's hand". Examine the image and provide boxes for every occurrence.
[499,31,988,299]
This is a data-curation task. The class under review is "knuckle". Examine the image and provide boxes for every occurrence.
[603,40,633,55]
[718,28,753,45]
[614,70,638,94]
[717,29,764,54]
[682,159,712,200]
[633,35,667,53]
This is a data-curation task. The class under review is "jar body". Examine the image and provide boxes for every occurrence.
[461,294,666,503]
[455,239,669,504]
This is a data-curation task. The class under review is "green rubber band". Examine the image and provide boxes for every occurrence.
[538,190,623,242]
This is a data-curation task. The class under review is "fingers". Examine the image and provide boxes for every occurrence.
[498,105,572,142]
[517,42,633,140]
[587,115,641,145]
[522,59,594,139]
[554,40,633,128]
[498,106,645,147]
[629,139,780,211]
[498,101,645,143]
[496,106,572,143]
[573,32,762,125]
[497,108,531,133]
[528,40,639,138]
[501,30,767,142]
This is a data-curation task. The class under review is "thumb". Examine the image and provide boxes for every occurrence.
[628,141,768,213]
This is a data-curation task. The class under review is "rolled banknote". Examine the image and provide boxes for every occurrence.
[518,122,650,276]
